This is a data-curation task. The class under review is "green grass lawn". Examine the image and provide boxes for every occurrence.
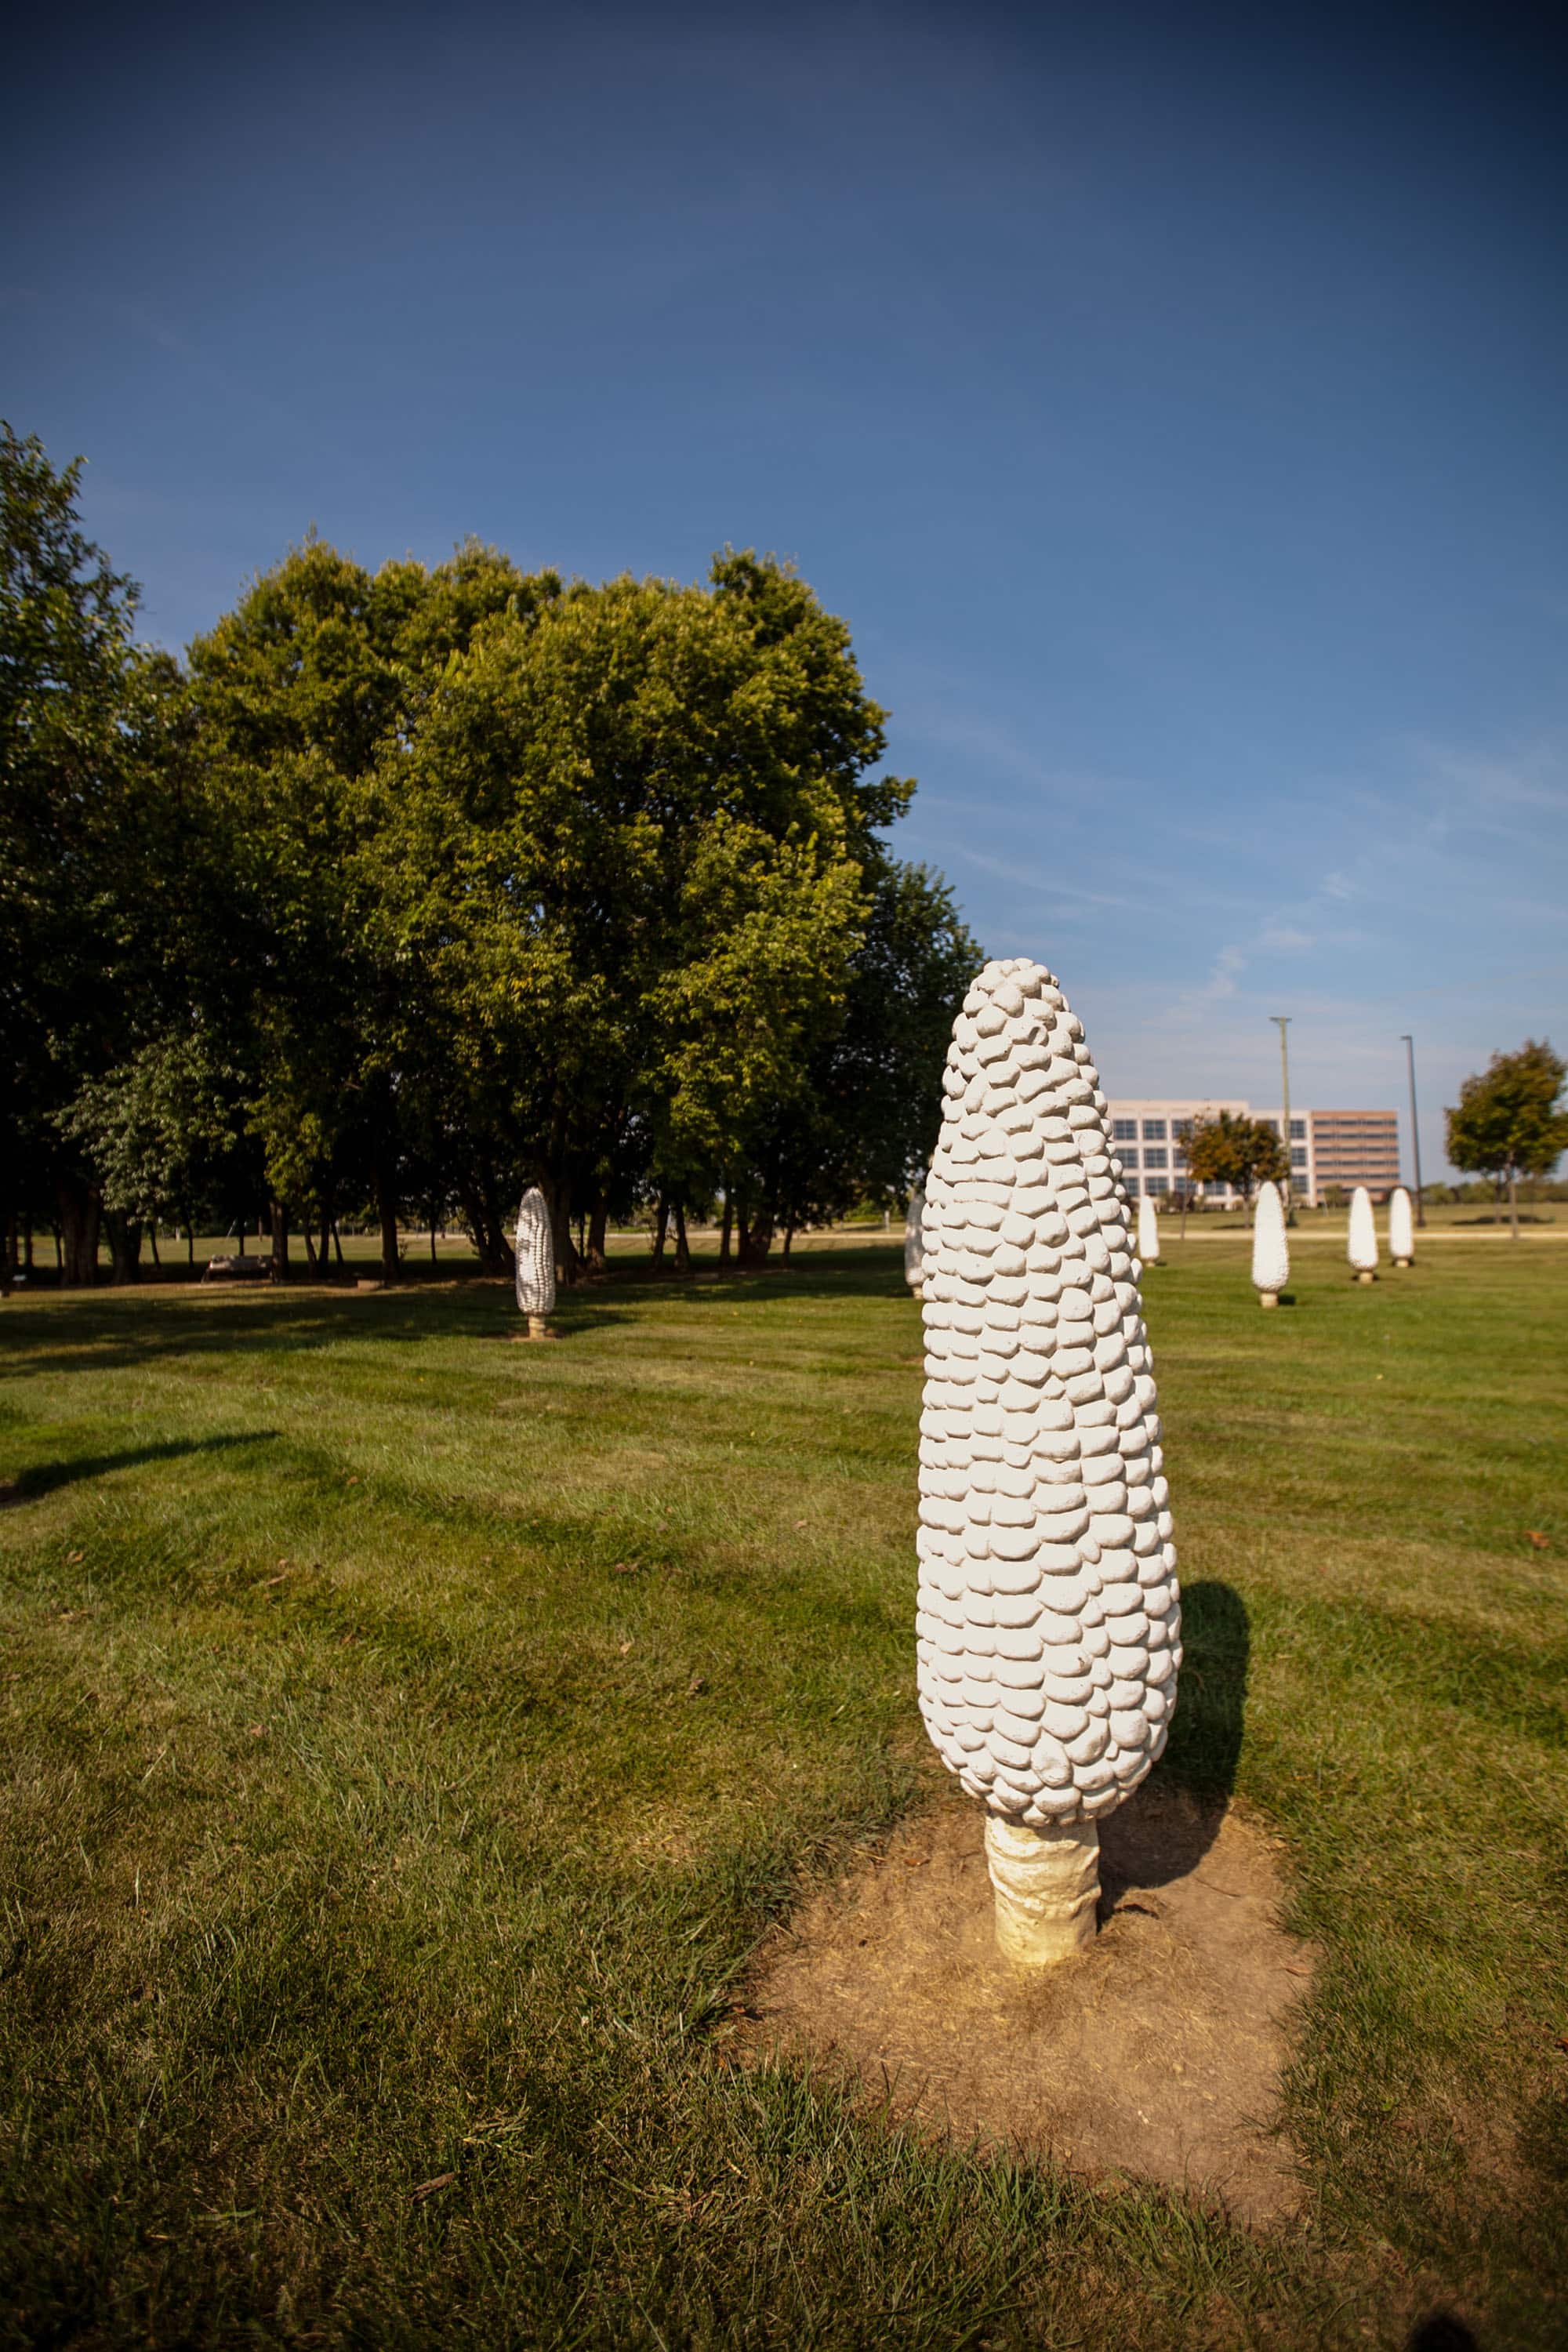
[2,1236,1565,2348]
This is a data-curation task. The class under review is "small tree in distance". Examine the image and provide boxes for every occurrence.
[1446,1040,1568,1242]
[1185,1109,1288,1207]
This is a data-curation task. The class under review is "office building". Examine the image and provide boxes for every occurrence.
[1103,1100,1401,1208]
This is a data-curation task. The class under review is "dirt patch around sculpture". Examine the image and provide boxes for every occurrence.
[724,1782,1315,2227]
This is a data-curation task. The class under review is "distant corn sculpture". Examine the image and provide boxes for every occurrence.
[1251,1179,1289,1308]
[904,1178,927,1297]
[1348,1185,1378,1283]
[1137,1191,1161,1265]
[514,1185,557,1337]
[1388,1185,1415,1268]
[916,957,1180,1965]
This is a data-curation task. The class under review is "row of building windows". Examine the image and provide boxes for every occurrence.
[1118,1142,1308,1173]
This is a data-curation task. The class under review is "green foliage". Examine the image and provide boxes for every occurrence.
[0,424,191,1272]
[59,1032,244,1233]
[1445,1040,1568,1189]
[1184,1109,1288,1199]
[3,442,974,1285]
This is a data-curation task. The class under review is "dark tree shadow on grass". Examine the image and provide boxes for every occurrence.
[0,1251,914,1380]
[1101,1578,1250,1901]
[0,1431,276,1506]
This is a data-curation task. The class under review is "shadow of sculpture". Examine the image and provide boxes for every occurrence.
[1100,1577,1250,1901]
[1406,2316,1480,2352]
[0,1431,276,1506]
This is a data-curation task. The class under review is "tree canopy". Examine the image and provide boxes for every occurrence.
[1183,1109,1288,1201]
[2,432,982,1287]
[1446,1040,1568,1240]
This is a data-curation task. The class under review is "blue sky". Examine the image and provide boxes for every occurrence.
[7,2,1566,1177]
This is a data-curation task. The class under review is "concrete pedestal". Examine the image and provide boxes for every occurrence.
[985,1813,1100,1965]
[1259,1290,1279,1309]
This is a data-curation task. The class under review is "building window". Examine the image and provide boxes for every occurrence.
[1142,1119,1167,1141]
[1124,1174,1141,1195]
[1290,1118,1305,1139]
[1112,1119,1138,1142]
[1120,1147,1139,1170]
[1145,1175,1169,1195]
[1144,1148,1168,1171]
[1261,1116,1280,1135]
[1173,1119,1192,1141]
[1290,1146,1307,1169]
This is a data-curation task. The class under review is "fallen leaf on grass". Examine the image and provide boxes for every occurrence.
[610,1560,641,1576]
[1526,1530,1550,1551]
[687,1674,707,1697]
[67,1550,84,1563]
[618,1640,633,1655]
[247,1723,266,1738]
[794,1519,807,1529]
[411,2172,456,2202]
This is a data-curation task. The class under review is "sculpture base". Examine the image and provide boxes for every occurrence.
[1394,1256,1412,1269]
[511,1316,558,1341]
[1356,1269,1376,1284]
[985,1813,1100,1966]
[1258,1290,1278,1309]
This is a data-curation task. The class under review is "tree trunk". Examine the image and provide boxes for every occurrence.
[738,1208,774,1268]
[103,1211,142,1287]
[1508,1172,1519,1241]
[23,1225,34,1272]
[672,1199,691,1277]
[543,1175,583,1287]
[430,1221,438,1265]
[321,1204,333,1269]
[1179,1189,1189,1243]
[269,1200,289,1283]
[303,1225,319,1273]
[2,1213,14,1298]
[719,1192,733,1268]
[332,1220,345,1267]
[148,1226,161,1269]
[782,1221,795,1264]
[375,1164,399,1283]
[56,1177,101,1288]
[652,1193,669,1265]
[586,1191,608,1276]
[456,1175,508,1276]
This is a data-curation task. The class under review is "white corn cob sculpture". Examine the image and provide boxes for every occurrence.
[1137,1191,1160,1264]
[905,1179,927,1296]
[917,957,1180,1965]
[515,1185,557,1334]
[1251,1179,1289,1306]
[1389,1185,1414,1267]
[1348,1185,1378,1283]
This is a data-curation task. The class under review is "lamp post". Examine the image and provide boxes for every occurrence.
[1271,1015,1293,1214]
[1400,1034,1426,1229]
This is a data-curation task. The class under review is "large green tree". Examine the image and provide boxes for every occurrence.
[365,552,916,1279]
[1446,1040,1568,1241]
[1184,1109,1288,1203]
[0,424,189,1287]
[185,537,557,1279]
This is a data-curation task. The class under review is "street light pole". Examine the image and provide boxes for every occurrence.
[1271,1016,1292,1214]
[1400,1034,1425,1228]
